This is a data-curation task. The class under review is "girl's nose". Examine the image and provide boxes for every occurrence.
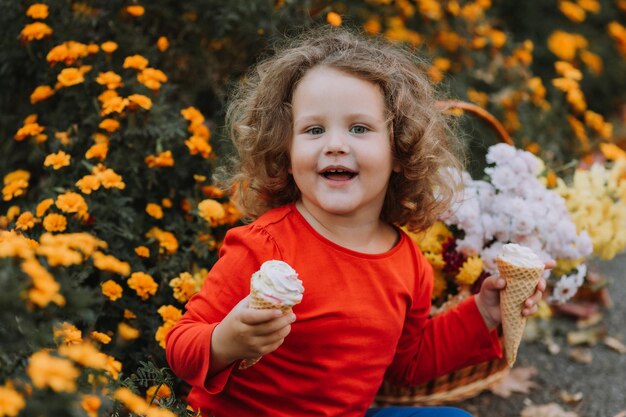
[323,131,349,155]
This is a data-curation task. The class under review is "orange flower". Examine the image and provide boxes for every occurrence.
[2,180,28,201]
[76,175,101,194]
[180,106,205,124]
[26,4,49,19]
[22,258,65,307]
[96,71,123,89]
[137,68,168,90]
[99,118,120,133]
[127,272,158,300]
[98,89,118,103]
[145,150,174,167]
[0,383,25,416]
[14,122,45,141]
[100,96,129,116]
[90,331,112,344]
[30,85,55,104]
[580,50,603,75]
[101,41,118,53]
[53,322,81,345]
[27,351,79,392]
[124,309,136,319]
[101,280,123,301]
[93,252,131,276]
[559,1,586,22]
[169,272,200,303]
[547,31,579,60]
[42,213,67,232]
[85,142,109,161]
[127,94,152,110]
[118,323,140,340]
[57,68,85,87]
[600,143,626,160]
[146,384,172,401]
[19,22,53,42]
[123,55,149,70]
[46,41,89,65]
[81,395,101,417]
[158,305,182,323]
[3,170,30,185]
[56,192,88,218]
[146,227,178,254]
[126,5,145,17]
[185,136,212,158]
[157,36,169,52]
[201,185,225,198]
[134,246,150,257]
[44,151,71,170]
[16,211,36,231]
[146,203,163,219]
[36,198,54,217]
[198,199,225,225]
[161,198,173,208]
[363,18,382,35]
[94,167,125,189]
[58,342,109,369]
[326,11,342,27]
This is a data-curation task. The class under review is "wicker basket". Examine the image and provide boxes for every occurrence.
[375,101,513,406]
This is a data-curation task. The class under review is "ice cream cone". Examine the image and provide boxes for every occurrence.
[497,257,544,367]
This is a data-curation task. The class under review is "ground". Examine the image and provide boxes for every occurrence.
[455,253,626,417]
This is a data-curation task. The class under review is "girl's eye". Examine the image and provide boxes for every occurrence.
[350,125,369,134]
[306,127,324,135]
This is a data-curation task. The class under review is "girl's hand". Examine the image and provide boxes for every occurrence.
[209,295,295,374]
[474,260,555,331]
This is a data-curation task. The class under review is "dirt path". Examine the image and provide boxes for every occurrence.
[456,253,626,417]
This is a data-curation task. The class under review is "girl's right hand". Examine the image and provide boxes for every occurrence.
[209,295,296,374]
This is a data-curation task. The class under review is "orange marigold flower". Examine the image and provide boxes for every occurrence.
[201,185,225,198]
[101,41,118,53]
[85,143,109,161]
[93,251,130,276]
[27,351,79,392]
[559,1,586,22]
[2,180,28,201]
[161,198,172,208]
[185,136,213,158]
[54,131,70,144]
[53,322,82,345]
[134,246,150,257]
[158,305,182,323]
[326,11,342,27]
[36,198,54,217]
[145,150,174,167]
[114,387,149,415]
[95,167,125,189]
[96,71,123,89]
[76,175,101,194]
[0,383,25,416]
[42,213,67,232]
[57,68,85,87]
[198,199,225,226]
[98,89,118,103]
[146,384,172,401]
[19,22,53,42]
[600,143,626,160]
[548,31,579,60]
[100,96,129,116]
[26,3,49,19]
[123,55,149,70]
[44,151,71,170]
[169,272,200,303]
[90,331,112,344]
[4,170,30,185]
[146,203,163,219]
[126,5,145,17]
[87,43,99,54]
[180,106,205,124]
[16,211,36,231]
[555,61,583,80]
[363,18,382,35]
[137,68,167,90]
[419,0,443,19]
[30,85,55,104]
[580,50,603,75]
[124,309,136,319]
[118,323,140,340]
[566,88,587,113]
[101,280,123,301]
[81,394,101,417]
[22,258,65,307]
[127,272,158,300]
[127,94,152,110]
[99,118,120,133]
[14,122,45,141]
[46,41,89,65]
[58,342,109,370]
[56,192,88,218]
[155,322,174,349]
[157,36,169,52]
[567,115,588,146]
[146,227,178,254]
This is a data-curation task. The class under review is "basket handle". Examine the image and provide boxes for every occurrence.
[435,100,514,146]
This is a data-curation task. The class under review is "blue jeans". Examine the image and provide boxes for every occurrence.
[365,406,473,417]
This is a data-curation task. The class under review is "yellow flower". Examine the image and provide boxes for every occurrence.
[56,192,88,218]
[100,96,129,116]
[127,94,152,110]
[198,199,226,226]
[14,122,44,141]
[46,41,89,65]
[99,118,120,132]
[158,305,182,323]
[137,68,168,90]
[101,41,118,53]
[146,384,172,401]
[76,174,101,194]
[27,351,79,392]
[409,221,452,253]
[101,280,123,301]
[30,85,55,104]
[57,68,85,87]
[128,272,158,300]
[2,180,28,201]
[126,5,145,17]
[26,3,49,19]
[123,55,149,70]
[44,151,71,170]
[135,246,150,257]
[326,11,342,27]
[34,199,53,218]
[180,106,205,125]
[94,167,125,189]
[22,258,66,306]
[0,382,26,417]
[456,256,483,285]
[81,395,101,417]
[98,89,118,103]
[155,322,174,349]
[547,31,580,60]
[157,36,169,52]
[54,322,82,345]
[145,150,175,167]
[559,1,586,22]
[424,252,445,269]
[85,142,109,160]
[42,213,67,232]
[146,227,178,254]
[93,252,131,276]
[19,22,53,41]
[16,211,36,231]
[146,203,163,219]
[118,323,140,340]
[90,331,112,344]
[185,136,213,158]
[96,71,123,89]
[432,269,447,299]
[169,271,200,302]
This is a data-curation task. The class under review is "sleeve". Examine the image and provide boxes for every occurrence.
[384,249,502,387]
[165,225,282,394]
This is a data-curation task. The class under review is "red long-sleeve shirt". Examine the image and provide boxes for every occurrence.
[166,204,501,417]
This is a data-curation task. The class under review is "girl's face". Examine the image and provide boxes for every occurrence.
[289,66,398,222]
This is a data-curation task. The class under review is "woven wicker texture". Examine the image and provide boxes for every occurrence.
[238,289,293,370]
[496,257,543,367]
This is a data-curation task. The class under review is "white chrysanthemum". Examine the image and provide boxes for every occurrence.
[486,143,516,165]
[486,165,518,191]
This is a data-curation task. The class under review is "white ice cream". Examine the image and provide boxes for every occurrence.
[251,260,304,305]
[498,243,544,268]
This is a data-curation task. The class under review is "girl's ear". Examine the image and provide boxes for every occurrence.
[392,160,401,173]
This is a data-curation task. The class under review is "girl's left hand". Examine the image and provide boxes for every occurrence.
[475,260,555,331]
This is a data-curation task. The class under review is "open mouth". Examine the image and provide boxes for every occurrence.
[319,168,357,181]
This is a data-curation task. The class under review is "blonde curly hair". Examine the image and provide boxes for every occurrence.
[220,26,465,232]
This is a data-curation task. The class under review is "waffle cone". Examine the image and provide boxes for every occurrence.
[497,257,544,367]
[238,289,293,370]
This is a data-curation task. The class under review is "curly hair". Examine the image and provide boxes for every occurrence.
[219,26,465,232]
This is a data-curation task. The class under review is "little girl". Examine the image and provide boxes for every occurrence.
[166,27,547,417]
